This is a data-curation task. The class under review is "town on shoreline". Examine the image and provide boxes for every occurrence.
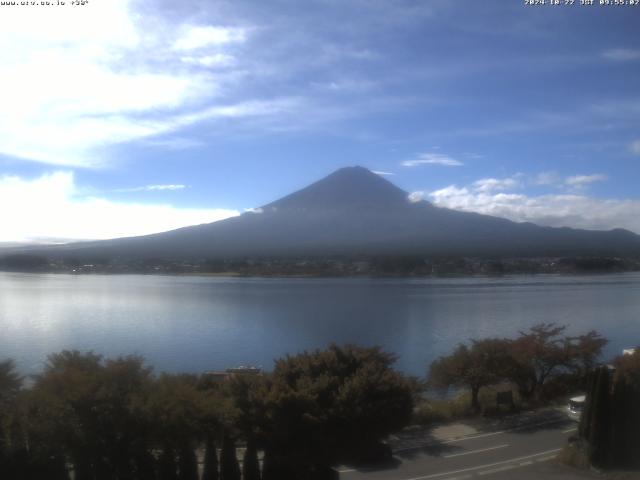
[1,253,639,276]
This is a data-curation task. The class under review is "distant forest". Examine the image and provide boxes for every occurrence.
[1,253,639,276]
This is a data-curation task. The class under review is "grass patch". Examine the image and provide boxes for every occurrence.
[413,383,529,425]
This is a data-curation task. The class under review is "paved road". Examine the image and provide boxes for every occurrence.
[338,418,595,480]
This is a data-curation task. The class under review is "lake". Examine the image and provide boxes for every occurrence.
[1,272,639,377]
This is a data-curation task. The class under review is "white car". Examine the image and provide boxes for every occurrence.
[567,395,586,421]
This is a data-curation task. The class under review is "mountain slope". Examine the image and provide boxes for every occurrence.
[19,166,640,260]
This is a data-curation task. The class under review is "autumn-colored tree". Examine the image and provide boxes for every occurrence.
[146,372,225,461]
[429,339,511,411]
[0,360,26,480]
[30,351,156,479]
[263,344,415,475]
[226,375,269,442]
[30,351,105,478]
[566,330,609,379]
[505,324,606,400]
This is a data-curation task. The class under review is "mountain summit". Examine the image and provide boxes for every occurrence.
[18,167,640,260]
[265,166,409,211]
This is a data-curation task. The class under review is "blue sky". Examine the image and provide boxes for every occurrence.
[1,0,639,242]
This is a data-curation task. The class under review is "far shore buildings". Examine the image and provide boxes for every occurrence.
[203,366,262,382]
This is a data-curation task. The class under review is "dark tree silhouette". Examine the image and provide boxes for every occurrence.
[158,448,178,480]
[242,438,261,480]
[201,437,219,480]
[133,449,157,480]
[220,433,240,480]
[578,351,640,469]
[178,446,198,480]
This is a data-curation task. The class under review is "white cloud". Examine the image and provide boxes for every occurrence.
[532,172,607,190]
[0,1,252,167]
[146,184,186,191]
[407,191,427,203]
[372,170,395,176]
[402,153,463,167]
[631,140,640,154]
[172,26,246,51]
[115,184,187,193]
[0,172,238,243]
[565,174,607,188]
[602,48,640,61]
[429,183,640,233]
[180,54,236,68]
[472,177,520,193]
[535,171,561,186]
[143,137,205,150]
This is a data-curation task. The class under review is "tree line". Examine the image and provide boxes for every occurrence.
[0,345,416,480]
[428,323,608,411]
[430,325,640,469]
[1,324,633,479]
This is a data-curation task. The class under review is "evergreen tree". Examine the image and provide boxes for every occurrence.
[578,368,598,439]
[612,350,640,468]
[73,456,93,480]
[178,445,198,480]
[158,448,178,480]
[201,438,219,480]
[133,449,157,480]
[609,374,626,467]
[587,366,611,467]
[260,449,276,480]
[220,433,240,480]
[35,454,70,480]
[260,449,297,480]
[242,438,260,480]
[579,358,640,469]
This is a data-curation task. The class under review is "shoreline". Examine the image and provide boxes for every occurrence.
[1,268,639,279]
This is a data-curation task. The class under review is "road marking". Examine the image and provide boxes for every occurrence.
[519,460,533,466]
[443,444,509,459]
[478,464,516,475]
[535,455,557,462]
[337,468,355,473]
[562,427,577,434]
[402,448,562,480]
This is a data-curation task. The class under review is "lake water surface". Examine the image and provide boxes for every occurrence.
[1,272,639,377]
